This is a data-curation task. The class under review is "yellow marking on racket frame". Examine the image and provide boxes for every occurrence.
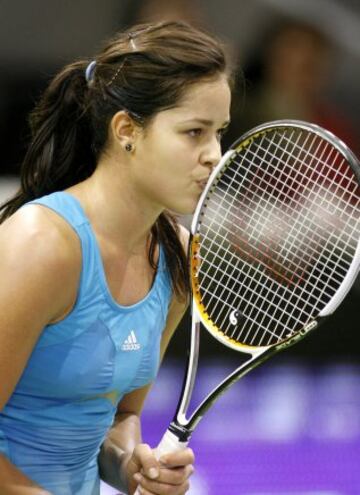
[190,235,264,352]
[234,130,267,153]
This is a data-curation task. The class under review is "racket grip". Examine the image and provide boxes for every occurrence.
[133,429,188,495]
[154,429,189,458]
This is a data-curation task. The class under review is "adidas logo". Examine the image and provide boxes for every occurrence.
[121,330,141,351]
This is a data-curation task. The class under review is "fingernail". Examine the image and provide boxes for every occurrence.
[133,473,142,483]
[148,467,159,479]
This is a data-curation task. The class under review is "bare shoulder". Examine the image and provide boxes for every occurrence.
[0,204,81,324]
[0,203,80,269]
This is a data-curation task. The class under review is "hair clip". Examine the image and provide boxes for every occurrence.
[128,33,137,51]
[106,59,126,86]
[85,60,97,84]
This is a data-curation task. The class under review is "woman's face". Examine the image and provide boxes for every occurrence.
[131,75,231,215]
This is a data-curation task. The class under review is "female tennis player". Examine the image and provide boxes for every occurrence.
[0,21,232,495]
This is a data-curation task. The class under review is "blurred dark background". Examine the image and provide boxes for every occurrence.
[1,0,359,362]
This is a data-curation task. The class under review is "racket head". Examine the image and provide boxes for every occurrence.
[191,120,360,352]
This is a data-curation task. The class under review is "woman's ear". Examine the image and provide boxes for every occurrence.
[110,110,138,151]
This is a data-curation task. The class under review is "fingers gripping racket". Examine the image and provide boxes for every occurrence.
[134,120,360,492]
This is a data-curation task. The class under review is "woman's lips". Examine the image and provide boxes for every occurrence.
[196,179,209,190]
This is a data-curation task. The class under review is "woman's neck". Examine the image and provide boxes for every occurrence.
[67,162,162,255]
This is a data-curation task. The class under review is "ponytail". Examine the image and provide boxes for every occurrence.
[0,61,94,222]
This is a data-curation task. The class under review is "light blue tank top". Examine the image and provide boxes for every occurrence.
[0,192,173,494]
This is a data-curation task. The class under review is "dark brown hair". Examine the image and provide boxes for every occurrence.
[0,20,234,299]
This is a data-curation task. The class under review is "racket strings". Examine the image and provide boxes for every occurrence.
[232,138,357,232]
[249,130,358,201]
[233,150,358,344]
[239,152,358,231]
[235,131,359,264]
[194,127,359,347]
[203,160,356,288]
[211,170,357,249]
[197,258,308,343]
[197,233,340,346]
[200,220,349,312]
[223,130,358,257]
[200,149,358,320]
[204,191,354,285]
[208,180,357,288]
[209,133,358,245]
[230,129,313,285]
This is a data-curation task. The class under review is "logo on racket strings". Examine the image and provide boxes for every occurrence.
[229,310,243,326]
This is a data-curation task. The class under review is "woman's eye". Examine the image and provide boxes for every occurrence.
[187,129,203,138]
[217,127,228,140]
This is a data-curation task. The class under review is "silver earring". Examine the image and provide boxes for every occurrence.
[125,143,133,152]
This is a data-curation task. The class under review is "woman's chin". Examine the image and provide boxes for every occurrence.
[175,202,199,217]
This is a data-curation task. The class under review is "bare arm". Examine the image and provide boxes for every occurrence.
[0,206,81,494]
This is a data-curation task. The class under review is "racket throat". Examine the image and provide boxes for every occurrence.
[168,421,193,443]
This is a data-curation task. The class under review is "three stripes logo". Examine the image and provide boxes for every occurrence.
[121,330,141,351]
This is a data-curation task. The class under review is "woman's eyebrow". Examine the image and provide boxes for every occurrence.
[180,118,230,127]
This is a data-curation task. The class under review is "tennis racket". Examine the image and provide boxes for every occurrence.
[134,120,360,493]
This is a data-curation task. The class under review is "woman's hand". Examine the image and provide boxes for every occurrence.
[126,443,195,495]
